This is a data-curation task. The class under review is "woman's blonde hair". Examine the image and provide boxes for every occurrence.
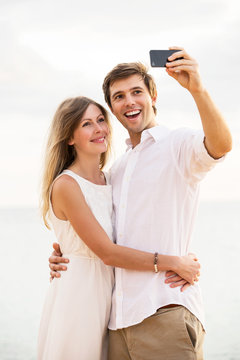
[40,96,112,228]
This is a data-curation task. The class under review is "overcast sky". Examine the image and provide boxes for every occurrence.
[0,0,240,206]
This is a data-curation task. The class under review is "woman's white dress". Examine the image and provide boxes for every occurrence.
[38,170,114,360]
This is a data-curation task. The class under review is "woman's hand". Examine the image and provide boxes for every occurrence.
[166,253,200,291]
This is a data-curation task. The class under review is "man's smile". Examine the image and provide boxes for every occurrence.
[124,109,141,120]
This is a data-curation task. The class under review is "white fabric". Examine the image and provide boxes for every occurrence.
[38,170,114,360]
[109,125,224,330]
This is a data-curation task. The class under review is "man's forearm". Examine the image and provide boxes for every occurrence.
[191,88,232,158]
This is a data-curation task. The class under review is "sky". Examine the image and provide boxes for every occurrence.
[0,0,240,207]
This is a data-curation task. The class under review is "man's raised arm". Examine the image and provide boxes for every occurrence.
[166,46,232,159]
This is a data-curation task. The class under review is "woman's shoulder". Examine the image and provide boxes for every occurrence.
[52,173,80,198]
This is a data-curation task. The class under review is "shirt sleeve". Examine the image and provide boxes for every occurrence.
[171,128,225,184]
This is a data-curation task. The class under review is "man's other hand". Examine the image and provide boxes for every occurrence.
[49,242,69,281]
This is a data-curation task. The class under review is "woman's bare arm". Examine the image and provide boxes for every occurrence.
[50,175,200,284]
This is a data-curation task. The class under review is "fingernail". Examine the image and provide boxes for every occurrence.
[65,259,69,263]
[63,266,67,270]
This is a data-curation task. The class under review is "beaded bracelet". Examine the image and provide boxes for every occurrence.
[154,252,159,273]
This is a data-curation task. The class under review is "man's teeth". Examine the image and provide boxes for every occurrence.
[125,110,140,117]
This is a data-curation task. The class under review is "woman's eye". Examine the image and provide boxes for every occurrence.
[82,122,90,127]
[98,118,105,123]
[134,90,141,94]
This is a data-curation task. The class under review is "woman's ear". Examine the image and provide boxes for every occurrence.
[68,138,74,146]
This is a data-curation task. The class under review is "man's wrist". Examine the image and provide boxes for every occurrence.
[190,87,207,99]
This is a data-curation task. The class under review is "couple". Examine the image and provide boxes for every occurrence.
[38,47,232,360]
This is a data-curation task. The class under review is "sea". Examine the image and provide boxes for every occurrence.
[0,202,240,360]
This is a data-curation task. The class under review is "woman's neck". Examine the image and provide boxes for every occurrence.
[68,155,105,185]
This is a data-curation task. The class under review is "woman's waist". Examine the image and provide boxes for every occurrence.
[59,253,114,280]
[62,253,101,260]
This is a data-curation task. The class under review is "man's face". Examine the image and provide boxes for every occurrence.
[109,75,157,141]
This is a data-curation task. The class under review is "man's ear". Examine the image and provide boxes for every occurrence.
[108,103,114,115]
[152,91,157,106]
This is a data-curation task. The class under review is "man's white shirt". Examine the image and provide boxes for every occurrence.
[108,125,224,330]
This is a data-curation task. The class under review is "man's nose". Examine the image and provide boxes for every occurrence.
[125,94,135,107]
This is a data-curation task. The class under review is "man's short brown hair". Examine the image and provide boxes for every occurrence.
[102,62,157,115]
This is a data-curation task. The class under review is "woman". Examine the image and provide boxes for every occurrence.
[38,96,200,360]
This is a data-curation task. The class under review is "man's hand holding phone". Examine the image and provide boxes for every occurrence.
[150,47,204,94]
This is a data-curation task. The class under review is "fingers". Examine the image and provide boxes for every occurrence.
[166,59,196,68]
[181,283,191,292]
[49,255,69,264]
[166,63,198,76]
[166,273,200,286]
[53,242,62,256]
[166,47,198,76]
[49,262,68,272]
[168,47,193,61]
[50,270,61,279]
[165,270,176,277]
[194,271,201,282]
[169,279,188,288]
[165,274,182,284]
[188,252,198,261]
[169,46,184,51]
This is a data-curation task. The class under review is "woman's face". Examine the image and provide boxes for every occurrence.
[68,104,109,156]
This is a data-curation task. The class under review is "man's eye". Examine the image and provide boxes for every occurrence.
[115,95,123,100]
[134,90,141,94]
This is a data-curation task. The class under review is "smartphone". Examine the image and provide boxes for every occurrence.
[149,50,183,67]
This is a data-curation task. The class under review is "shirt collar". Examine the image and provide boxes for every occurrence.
[125,124,170,150]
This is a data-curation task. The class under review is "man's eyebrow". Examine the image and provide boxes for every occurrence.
[111,86,144,99]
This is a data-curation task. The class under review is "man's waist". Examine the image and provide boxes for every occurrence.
[158,304,181,310]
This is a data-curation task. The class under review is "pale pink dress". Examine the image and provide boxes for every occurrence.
[38,170,114,360]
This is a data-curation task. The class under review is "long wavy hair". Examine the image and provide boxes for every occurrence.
[40,96,112,228]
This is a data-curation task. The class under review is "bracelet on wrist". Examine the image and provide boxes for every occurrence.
[154,252,159,273]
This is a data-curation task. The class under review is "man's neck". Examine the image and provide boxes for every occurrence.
[129,123,158,148]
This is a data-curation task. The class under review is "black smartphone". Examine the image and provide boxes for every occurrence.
[149,50,183,67]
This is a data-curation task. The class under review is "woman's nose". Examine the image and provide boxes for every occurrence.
[94,122,102,132]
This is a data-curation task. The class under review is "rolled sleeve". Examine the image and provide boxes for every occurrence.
[172,128,225,185]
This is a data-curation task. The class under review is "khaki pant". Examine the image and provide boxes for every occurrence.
[108,306,205,360]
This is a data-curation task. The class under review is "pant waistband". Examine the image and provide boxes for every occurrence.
[157,304,181,310]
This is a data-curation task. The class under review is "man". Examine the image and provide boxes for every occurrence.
[49,47,232,359]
